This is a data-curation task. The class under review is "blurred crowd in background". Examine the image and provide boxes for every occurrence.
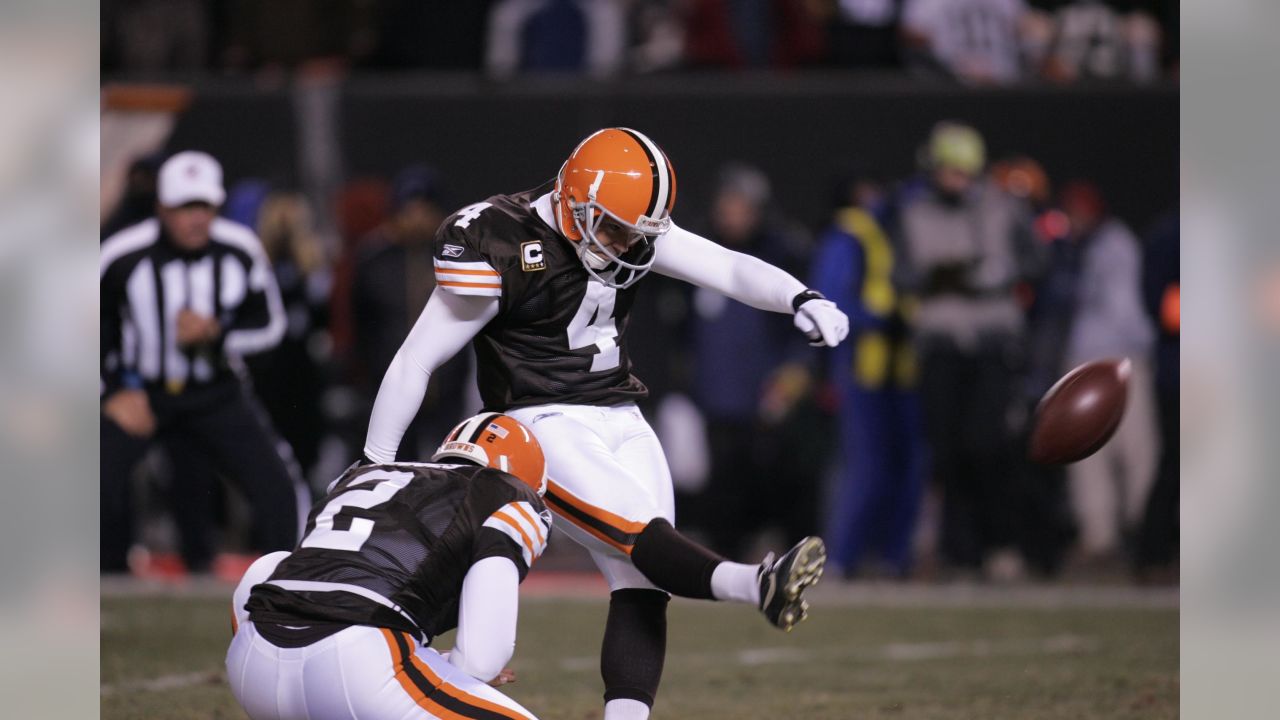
[101,114,1179,586]
[102,0,1178,84]
[99,0,1180,590]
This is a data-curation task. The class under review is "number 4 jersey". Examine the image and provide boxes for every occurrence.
[245,462,551,643]
[434,180,647,410]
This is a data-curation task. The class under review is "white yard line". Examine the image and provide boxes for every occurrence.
[559,634,1099,672]
[801,583,1178,609]
[105,635,1100,695]
[102,575,1178,609]
[101,670,224,697]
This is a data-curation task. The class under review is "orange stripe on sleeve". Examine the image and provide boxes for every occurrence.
[437,278,501,285]
[493,511,537,559]
[510,503,546,546]
[437,279,502,290]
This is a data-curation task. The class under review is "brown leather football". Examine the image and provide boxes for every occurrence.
[1028,358,1131,465]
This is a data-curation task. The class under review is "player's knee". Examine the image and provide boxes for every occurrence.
[629,518,674,565]
[451,644,512,685]
[629,519,723,600]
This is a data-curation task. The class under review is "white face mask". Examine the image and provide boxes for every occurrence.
[555,191,668,290]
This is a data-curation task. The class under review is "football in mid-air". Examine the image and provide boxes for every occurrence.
[1028,358,1131,465]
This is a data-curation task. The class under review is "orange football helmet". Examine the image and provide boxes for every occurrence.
[433,413,548,496]
[553,127,677,288]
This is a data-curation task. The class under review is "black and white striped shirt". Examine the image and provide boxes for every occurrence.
[100,217,285,396]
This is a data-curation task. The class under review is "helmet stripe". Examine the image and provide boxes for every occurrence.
[618,128,668,219]
[466,412,503,443]
[663,155,677,213]
[447,421,468,442]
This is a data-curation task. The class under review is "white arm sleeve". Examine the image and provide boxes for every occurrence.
[362,288,499,463]
[449,556,520,683]
[652,221,807,314]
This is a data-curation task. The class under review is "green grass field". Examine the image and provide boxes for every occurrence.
[103,589,1177,719]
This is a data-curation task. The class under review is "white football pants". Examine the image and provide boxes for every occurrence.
[227,553,537,720]
[507,403,675,591]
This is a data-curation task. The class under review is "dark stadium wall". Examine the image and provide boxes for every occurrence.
[165,75,1178,231]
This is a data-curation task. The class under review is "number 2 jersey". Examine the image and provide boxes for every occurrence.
[433,180,648,410]
[245,462,551,643]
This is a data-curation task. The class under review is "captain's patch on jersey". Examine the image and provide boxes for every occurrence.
[521,241,546,272]
[441,244,465,258]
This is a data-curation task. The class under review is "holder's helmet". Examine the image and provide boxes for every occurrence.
[433,413,547,496]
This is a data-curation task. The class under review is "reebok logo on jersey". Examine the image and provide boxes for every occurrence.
[441,244,465,258]
[521,241,546,272]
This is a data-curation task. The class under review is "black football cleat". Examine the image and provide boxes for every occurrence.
[757,536,826,631]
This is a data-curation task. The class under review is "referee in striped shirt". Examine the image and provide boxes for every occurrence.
[100,151,306,573]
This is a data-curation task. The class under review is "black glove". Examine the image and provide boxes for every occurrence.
[345,454,377,474]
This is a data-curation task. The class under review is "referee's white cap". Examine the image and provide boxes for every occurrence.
[158,151,226,207]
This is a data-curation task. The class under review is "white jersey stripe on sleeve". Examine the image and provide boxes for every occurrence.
[483,514,534,567]
[434,258,502,297]
[435,279,502,297]
[495,503,548,560]
[434,259,499,273]
[494,508,545,560]
[509,502,548,548]
[435,271,502,285]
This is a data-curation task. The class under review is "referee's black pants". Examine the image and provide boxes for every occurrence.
[100,381,304,572]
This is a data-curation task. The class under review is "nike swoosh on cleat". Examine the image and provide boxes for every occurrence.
[760,574,776,611]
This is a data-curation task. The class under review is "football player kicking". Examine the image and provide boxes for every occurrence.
[227,413,551,720]
[364,128,850,720]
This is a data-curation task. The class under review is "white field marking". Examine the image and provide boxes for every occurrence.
[736,647,811,666]
[801,583,1178,609]
[560,656,598,672]
[557,635,1099,672]
[100,576,1177,608]
[101,670,224,696]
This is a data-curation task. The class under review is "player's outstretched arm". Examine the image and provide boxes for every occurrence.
[652,222,805,312]
[449,556,520,684]
[363,289,498,463]
[652,222,849,347]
